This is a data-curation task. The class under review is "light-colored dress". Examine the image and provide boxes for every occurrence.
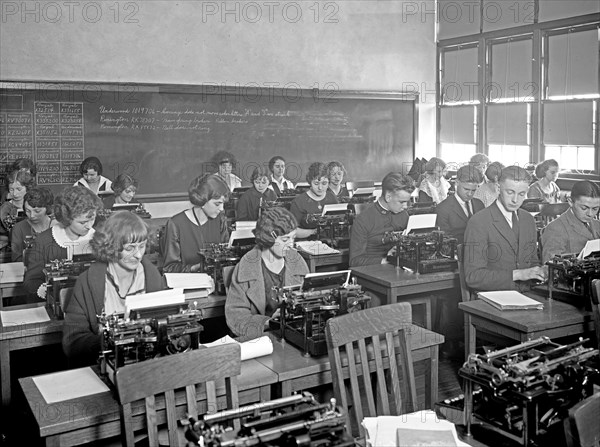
[418,177,451,204]
[527,181,560,204]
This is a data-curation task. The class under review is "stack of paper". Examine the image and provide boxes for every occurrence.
[1,307,50,327]
[164,273,214,293]
[201,335,273,360]
[295,241,340,256]
[477,290,543,310]
[33,367,109,404]
[0,262,24,282]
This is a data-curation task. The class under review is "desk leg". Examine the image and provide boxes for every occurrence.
[464,314,476,361]
[387,288,397,304]
[425,346,439,410]
[424,300,432,331]
[259,385,271,402]
[464,378,473,436]
[0,340,10,406]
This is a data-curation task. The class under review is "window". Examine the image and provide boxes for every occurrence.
[440,143,477,165]
[544,145,596,171]
[488,144,531,167]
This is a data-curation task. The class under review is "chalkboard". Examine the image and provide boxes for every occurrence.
[0,82,417,198]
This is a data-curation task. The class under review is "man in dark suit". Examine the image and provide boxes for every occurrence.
[464,166,546,292]
[436,165,485,246]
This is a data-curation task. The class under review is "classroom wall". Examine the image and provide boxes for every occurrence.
[0,0,439,171]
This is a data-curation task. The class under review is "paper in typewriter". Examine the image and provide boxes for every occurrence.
[578,238,600,260]
[403,214,437,235]
[164,273,214,293]
[125,288,185,315]
[295,240,340,256]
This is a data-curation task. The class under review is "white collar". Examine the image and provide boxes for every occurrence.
[52,225,95,248]
[495,199,514,222]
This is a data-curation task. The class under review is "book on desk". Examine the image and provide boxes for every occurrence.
[477,290,543,311]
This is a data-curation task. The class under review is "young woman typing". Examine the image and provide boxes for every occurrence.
[327,161,350,200]
[103,173,138,208]
[162,174,230,273]
[1,169,35,238]
[62,212,165,367]
[225,207,309,339]
[74,156,113,195]
[528,159,561,204]
[236,166,278,221]
[289,162,339,239]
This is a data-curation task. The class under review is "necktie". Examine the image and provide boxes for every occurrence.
[583,222,593,235]
[512,211,519,242]
[466,202,472,218]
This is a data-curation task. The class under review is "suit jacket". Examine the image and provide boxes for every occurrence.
[436,195,484,245]
[463,201,540,292]
[541,209,600,262]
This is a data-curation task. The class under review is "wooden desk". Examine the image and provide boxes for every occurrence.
[351,265,459,330]
[298,248,349,272]
[20,360,277,447]
[257,327,444,411]
[185,291,226,319]
[0,303,63,407]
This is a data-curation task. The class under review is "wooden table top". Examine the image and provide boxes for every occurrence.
[351,264,458,288]
[0,303,62,341]
[458,295,593,333]
[257,326,444,382]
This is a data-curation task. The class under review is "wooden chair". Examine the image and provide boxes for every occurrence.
[563,393,600,447]
[591,279,600,349]
[222,265,235,293]
[116,344,241,447]
[456,244,473,303]
[325,303,417,439]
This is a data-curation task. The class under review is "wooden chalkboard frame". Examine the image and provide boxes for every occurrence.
[1,81,418,201]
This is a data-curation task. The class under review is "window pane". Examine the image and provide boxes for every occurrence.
[440,143,477,165]
[539,0,599,23]
[442,47,478,103]
[545,145,596,171]
[438,0,480,39]
[490,38,533,101]
[487,103,528,145]
[547,29,599,97]
[482,0,536,32]
[543,101,594,145]
[440,106,476,143]
[488,144,531,166]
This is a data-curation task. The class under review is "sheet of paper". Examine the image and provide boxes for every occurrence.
[353,187,375,196]
[578,239,600,260]
[477,290,543,308]
[295,240,340,256]
[126,288,185,313]
[1,307,50,327]
[0,262,24,282]
[403,214,437,235]
[321,203,348,216]
[164,273,214,291]
[228,228,255,247]
[235,221,257,230]
[33,367,109,404]
[201,335,273,360]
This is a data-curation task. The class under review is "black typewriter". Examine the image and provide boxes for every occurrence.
[306,207,353,249]
[198,241,254,295]
[407,201,436,215]
[269,270,370,356]
[545,252,600,310]
[184,392,353,447]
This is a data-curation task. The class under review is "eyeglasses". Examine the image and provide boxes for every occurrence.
[254,179,270,185]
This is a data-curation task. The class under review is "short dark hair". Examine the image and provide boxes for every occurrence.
[499,166,531,184]
[250,166,270,183]
[381,172,414,196]
[79,156,103,176]
[485,162,505,182]
[469,153,490,165]
[7,169,35,190]
[10,158,37,176]
[24,187,54,210]
[112,174,138,195]
[188,174,230,207]
[211,150,237,167]
[254,207,298,249]
[91,212,148,263]
[456,165,484,184]
[327,161,346,179]
[268,156,285,173]
[571,180,600,201]
[424,157,446,174]
[54,186,103,226]
[306,162,329,183]
[535,159,559,179]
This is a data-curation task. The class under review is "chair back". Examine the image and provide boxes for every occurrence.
[591,279,600,349]
[116,344,241,447]
[457,244,473,302]
[563,393,600,447]
[325,303,417,439]
[59,287,74,312]
[222,265,236,292]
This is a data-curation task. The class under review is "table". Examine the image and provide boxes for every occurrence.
[298,248,349,272]
[0,303,63,407]
[257,326,444,411]
[351,265,459,330]
[20,361,277,447]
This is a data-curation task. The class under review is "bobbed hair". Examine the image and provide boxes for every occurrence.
[571,180,600,201]
[188,174,230,207]
[112,173,138,195]
[327,161,346,179]
[250,166,271,183]
[91,212,148,263]
[381,172,415,196]
[499,166,531,184]
[7,169,35,190]
[10,158,37,176]
[268,156,285,173]
[306,162,329,183]
[456,165,484,184]
[54,186,103,226]
[79,156,103,176]
[469,153,490,165]
[534,159,559,179]
[424,157,447,174]
[211,150,237,167]
[24,187,54,211]
[485,162,505,182]
[254,207,298,249]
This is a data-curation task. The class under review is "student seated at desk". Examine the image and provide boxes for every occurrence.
[268,155,295,195]
[0,157,36,203]
[464,166,546,292]
[435,165,484,246]
[417,157,450,204]
[102,173,138,209]
[541,180,600,263]
[290,162,339,239]
[225,207,309,339]
[162,174,229,273]
[236,166,277,221]
[528,159,560,204]
[73,156,113,195]
[327,161,350,200]
[62,212,165,367]
[10,187,55,262]
[473,162,504,208]
[23,186,103,299]
[0,168,35,239]
[349,172,413,267]
[213,152,242,192]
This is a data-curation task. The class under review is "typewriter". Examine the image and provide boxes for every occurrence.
[99,299,204,382]
[260,194,296,211]
[43,254,95,319]
[459,337,599,446]
[269,270,370,356]
[198,240,254,295]
[306,206,353,249]
[545,252,600,310]
[2,210,26,230]
[383,229,457,274]
[184,392,353,447]
[407,201,436,215]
